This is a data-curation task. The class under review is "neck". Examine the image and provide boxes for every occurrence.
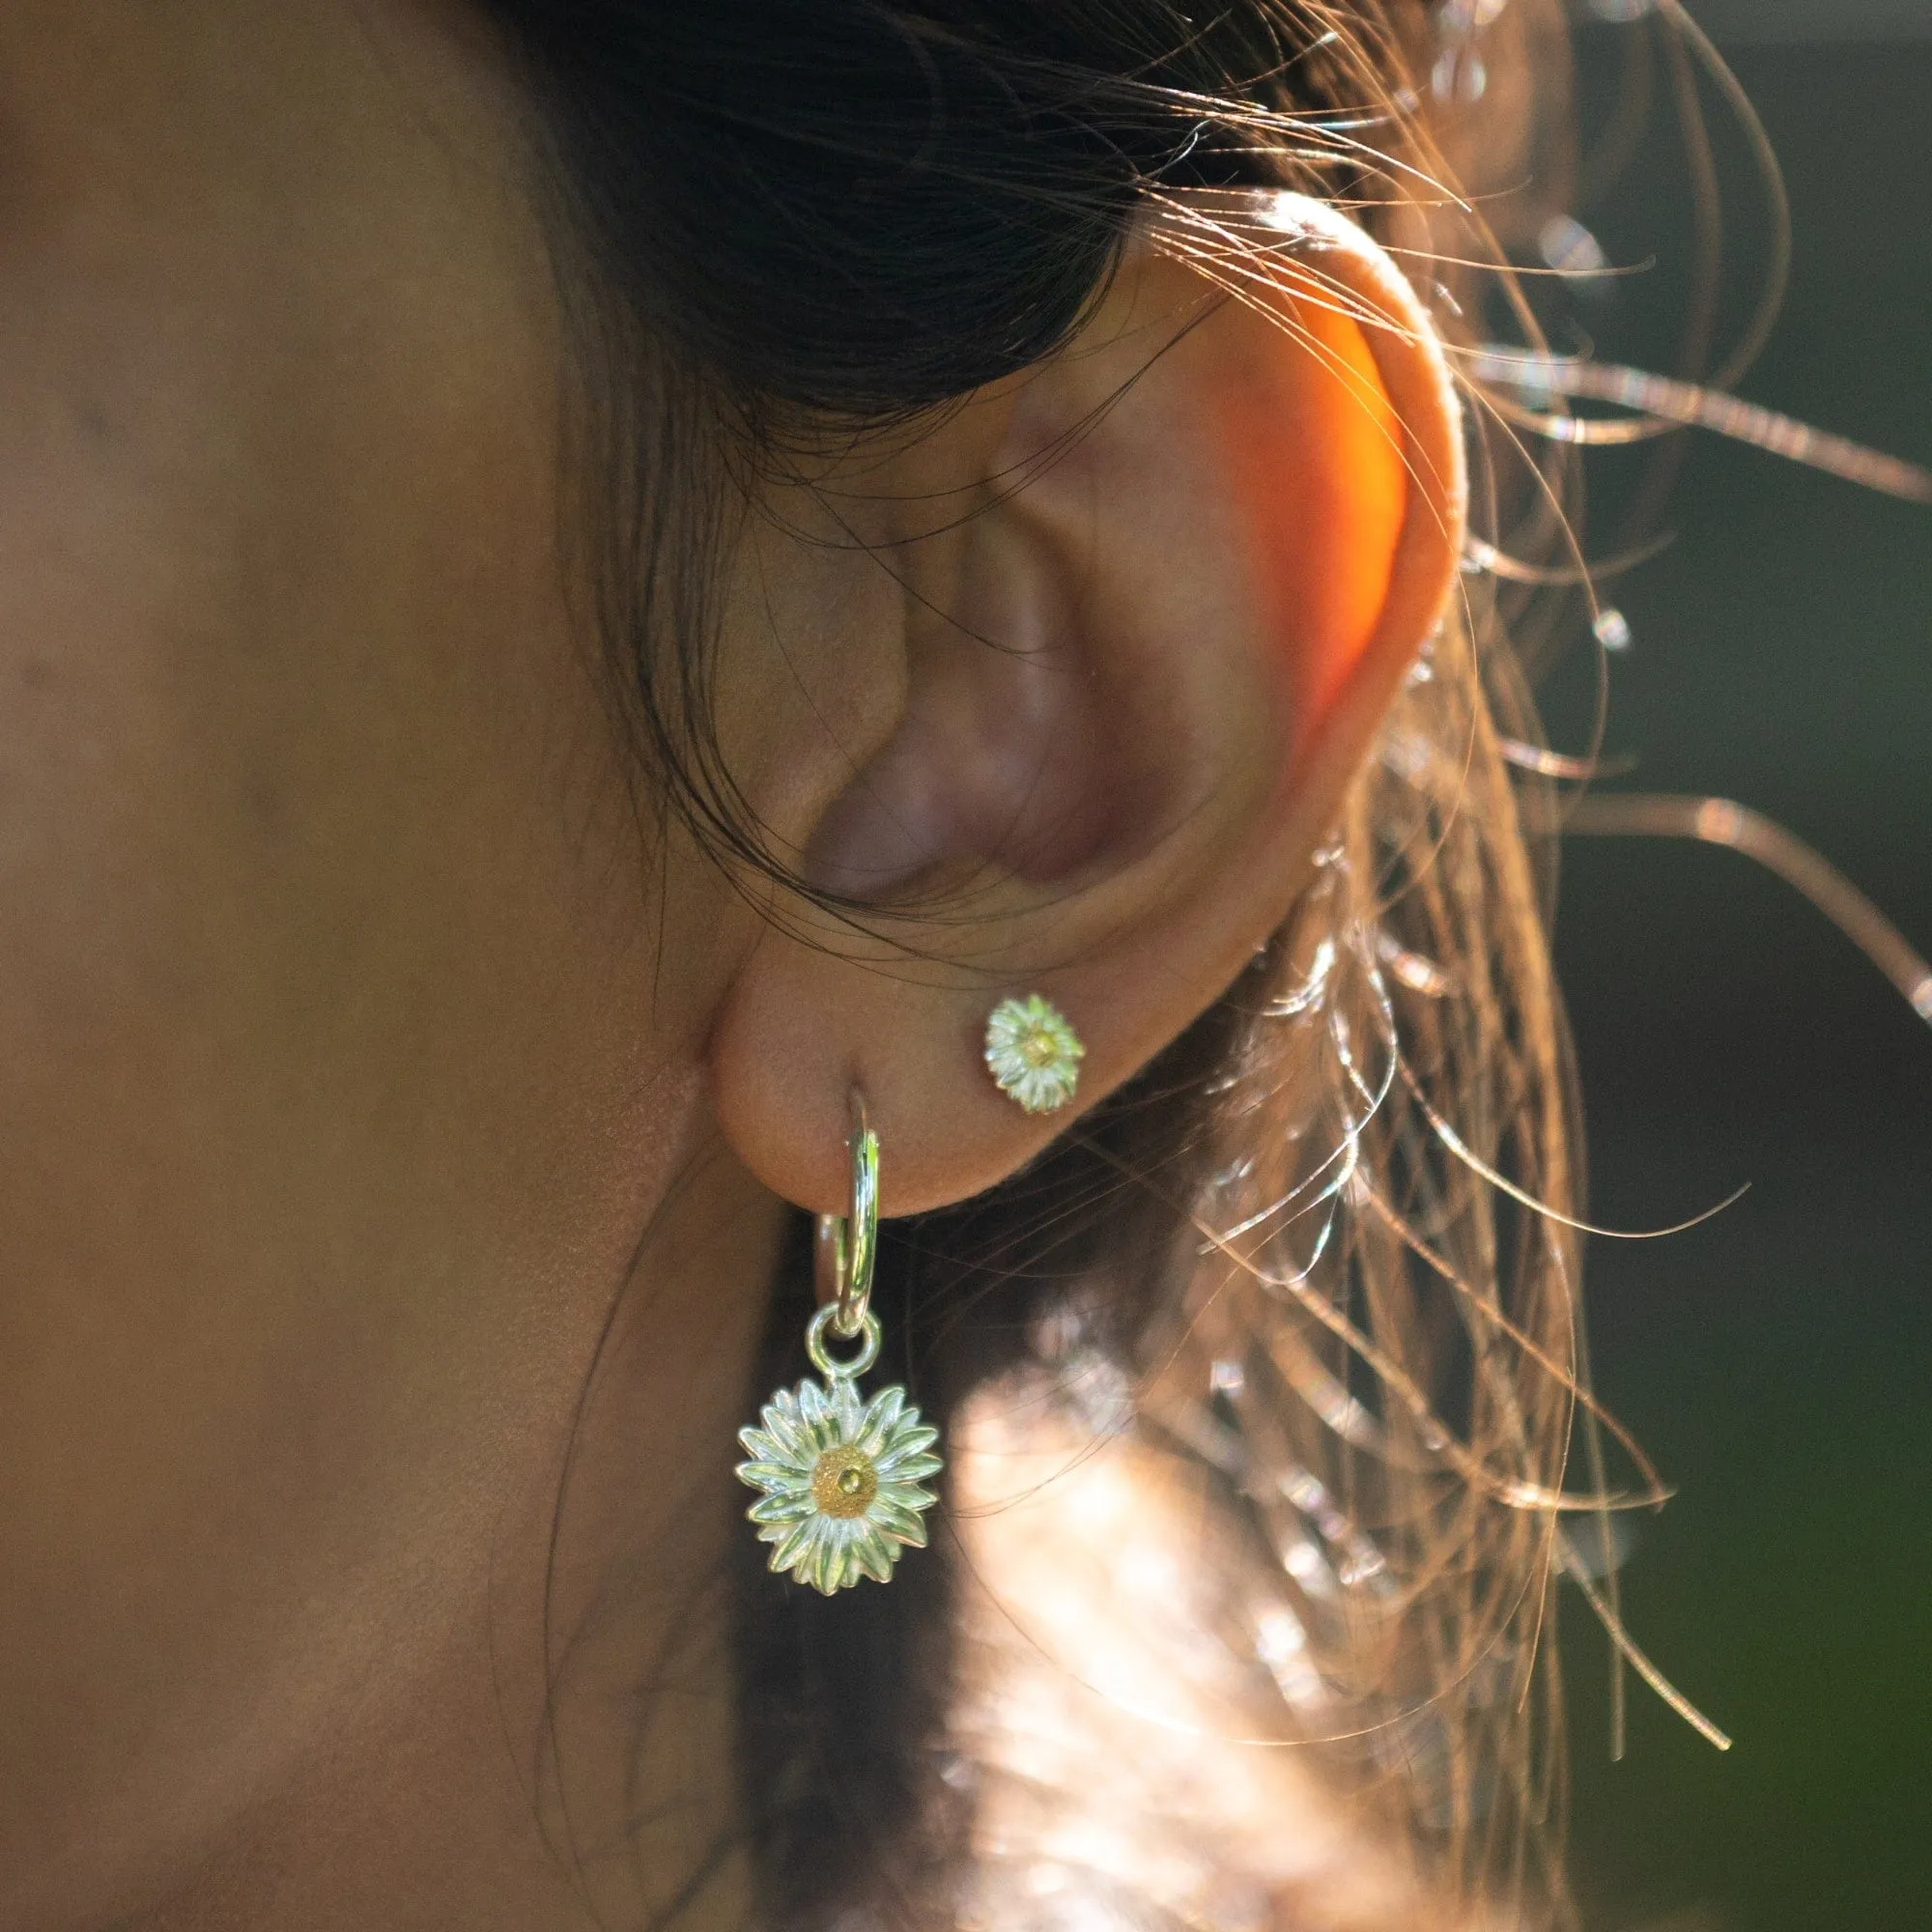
[109,1140,783,1932]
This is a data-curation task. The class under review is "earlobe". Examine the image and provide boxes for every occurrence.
[706,196,1463,1220]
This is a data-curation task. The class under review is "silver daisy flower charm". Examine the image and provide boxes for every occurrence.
[736,1328,942,1595]
[983,992,1085,1115]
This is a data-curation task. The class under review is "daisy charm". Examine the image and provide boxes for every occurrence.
[736,1305,942,1595]
[983,992,1085,1114]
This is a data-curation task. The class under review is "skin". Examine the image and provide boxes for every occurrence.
[0,4,1461,1926]
[0,5,773,1921]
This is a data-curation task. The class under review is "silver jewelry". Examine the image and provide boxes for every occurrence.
[983,993,1085,1114]
[735,1096,942,1594]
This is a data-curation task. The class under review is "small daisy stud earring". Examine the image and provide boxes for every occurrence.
[983,993,1085,1115]
[735,1094,943,1595]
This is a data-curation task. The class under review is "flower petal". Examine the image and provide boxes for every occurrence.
[830,1377,864,1439]
[873,1451,943,1484]
[859,1385,905,1442]
[873,1437,939,1476]
[851,1528,896,1583]
[735,1459,802,1490]
[748,1490,815,1524]
[771,1517,820,1575]
[810,1529,847,1596]
[797,1379,829,1432]
[756,1398,810,1461]
[867,1497,930,1548]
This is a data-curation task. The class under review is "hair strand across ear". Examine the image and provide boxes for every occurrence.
[708,193,1465,1220]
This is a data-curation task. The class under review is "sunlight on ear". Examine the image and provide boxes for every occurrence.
[1216,291,1406,754]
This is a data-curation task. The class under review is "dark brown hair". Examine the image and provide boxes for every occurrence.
[477,5,1598,1928]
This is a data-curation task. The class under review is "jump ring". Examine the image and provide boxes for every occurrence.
[806,1302,882,1380]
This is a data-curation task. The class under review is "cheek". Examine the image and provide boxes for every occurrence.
[1217,301,1406,761]
[0,19,724,1889]
[0,300,596,1881]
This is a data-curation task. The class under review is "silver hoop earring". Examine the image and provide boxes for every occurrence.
[734,1094,942,1595]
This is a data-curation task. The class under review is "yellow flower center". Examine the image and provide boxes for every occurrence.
[1022,1029,1059,1066]
[810,1445,878,1520]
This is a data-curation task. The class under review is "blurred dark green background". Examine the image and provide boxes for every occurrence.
[1543,14,1932,1932]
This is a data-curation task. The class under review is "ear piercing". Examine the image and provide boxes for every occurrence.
[734,998,1082,1592]
[735,1094,943,1596]
[983,993,1084,1115]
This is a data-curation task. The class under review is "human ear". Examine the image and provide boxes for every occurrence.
[708,195,1465,1217]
